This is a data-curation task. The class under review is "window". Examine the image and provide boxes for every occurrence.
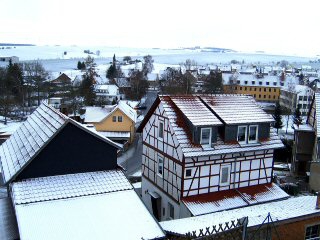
[159,121,164,139]
[259,81,262,85]
[237,126,247,143]
[244,81,248,85]
[248,125,258,143]
[259,94,261,98]
[200,128,212,147]
[266,82,269,85]
[158,156,164,176]
[259,88,261,92]
[244,87,247,91]
[305,224,320,239]
[118,116,123,122]
[220,164,231,186]
[264,88,266,92]
[112,116,117,122]
[168,202,174,220]
[185,169,192,177]
[274,89,276,92]
[240,87,242,90]
[273,82,277,86]
[252,81,255,85]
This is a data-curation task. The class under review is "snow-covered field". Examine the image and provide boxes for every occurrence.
[0,45,317,74]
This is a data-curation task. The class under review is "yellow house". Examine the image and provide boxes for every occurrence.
[223,73,282,102]
[84,101,137,144]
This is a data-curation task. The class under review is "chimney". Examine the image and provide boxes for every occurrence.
[316,192,320,209]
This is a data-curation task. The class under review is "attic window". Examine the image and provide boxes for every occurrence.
[200,128,211,148]
[112,116,117,122]
[159,121,164,139]
[118,116,123,122]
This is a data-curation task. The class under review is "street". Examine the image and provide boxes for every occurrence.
[117,90,158,176]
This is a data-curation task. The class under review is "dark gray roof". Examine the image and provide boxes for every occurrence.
[0,103,121,185]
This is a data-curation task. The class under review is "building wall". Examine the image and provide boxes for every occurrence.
[141,102,183,202]
[310,162,320,192]
[142,177,191,221]
[224,85,280,102]
[94,108,135,143]
[248,216,320,240]
[183,150,274,197]
[17,123,118,180]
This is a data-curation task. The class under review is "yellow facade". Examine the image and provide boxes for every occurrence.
[94,108,135,143]
[223,85,281,102]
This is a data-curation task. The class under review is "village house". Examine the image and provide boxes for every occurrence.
[94,84,121,104]
[137,94,287,221]
[84,100,137,144]
[280,84,314,115]
[0,103,165,240]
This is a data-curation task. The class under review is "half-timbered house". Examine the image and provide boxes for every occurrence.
[137,94,287,221]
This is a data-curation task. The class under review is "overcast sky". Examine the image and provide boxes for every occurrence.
[1,0,319,56]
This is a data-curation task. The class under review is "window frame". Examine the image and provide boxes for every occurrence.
[157,156,164,177]
[220,164,231,186]
[118,116,123,122]
[248,125,258,143]
[237,126,247,144]
[168,202,174,220]
[158,120,164,140]
[185,169,192,177]
[305,224,320,240]
[200,127,212,148]
[112,116,117,122]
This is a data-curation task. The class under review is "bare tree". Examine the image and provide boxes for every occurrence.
[24,61,49,106]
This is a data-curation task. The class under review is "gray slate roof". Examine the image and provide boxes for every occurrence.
[0,103,120,185]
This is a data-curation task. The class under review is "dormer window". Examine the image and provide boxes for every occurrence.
[200,128,212,148]
[237,126,247,143]
[248,125,258,143]
[238,125,259,144]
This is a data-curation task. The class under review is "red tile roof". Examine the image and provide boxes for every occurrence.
[182,183,289,216]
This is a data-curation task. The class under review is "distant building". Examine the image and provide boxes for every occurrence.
[0,56,19,63]
[84,101,137,144]
[280,85,313,115]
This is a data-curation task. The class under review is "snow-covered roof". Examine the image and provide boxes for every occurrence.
[84,105,114,123]
[182,183,288,216]
[160,196,320,236]
[170,96,223,126]
[153,95,282,157]
[117,100,137,122]
[12,170,165,240]
[200,95,274,124]
[97,131,130,139]
[94,84,119,96]
[0,103,120,184]
[11,170,132,204]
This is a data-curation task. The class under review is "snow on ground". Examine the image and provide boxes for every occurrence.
[0,118,23,134]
